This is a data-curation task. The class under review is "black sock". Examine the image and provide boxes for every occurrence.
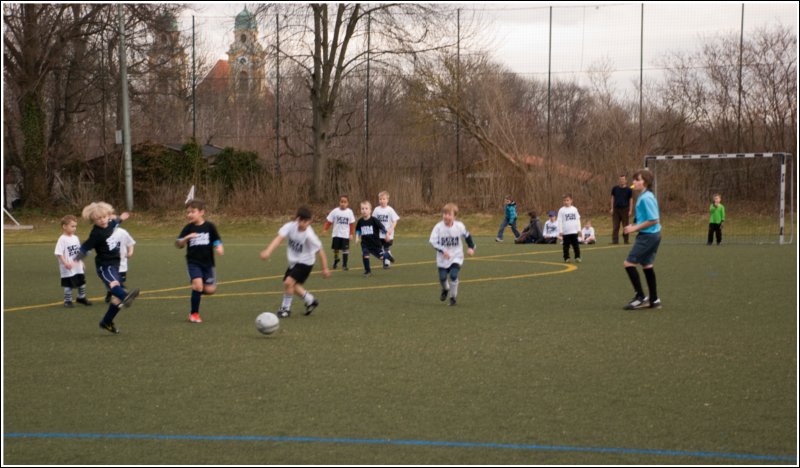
[625,266,644,298]
[643,268,657,302]
[362,257,371,273]
[343,253,348,267]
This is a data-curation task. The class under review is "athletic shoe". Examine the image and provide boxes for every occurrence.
[76,297,92,306]
[564,258,571,263]
[304,299,319,316]
[277,308,291,318]
[120,288,140,308]
[649,298,662,309]
[64,301,74,308]
[383,263,390,270]
[624,295,649,310]
[189,312,203,323]
[342,266,349,271]
[440,289,449,301]
[386,252,395,263]
[495,237,503,242]
[363,271,371,277]
[449,297,457,306]
[333,259,339,270]
[575,258,582,263]
[99,321,119,334]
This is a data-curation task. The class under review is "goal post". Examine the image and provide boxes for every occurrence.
[643,153,793,245]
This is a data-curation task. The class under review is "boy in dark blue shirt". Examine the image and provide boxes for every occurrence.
[79,202,140,334]
[176,199,224,323]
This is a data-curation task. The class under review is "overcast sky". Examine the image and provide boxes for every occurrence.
[179,1,798,92]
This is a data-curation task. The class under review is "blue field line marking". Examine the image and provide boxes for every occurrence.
[4,432,796,462]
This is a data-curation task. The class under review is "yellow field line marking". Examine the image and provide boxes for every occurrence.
[4,246,621,312]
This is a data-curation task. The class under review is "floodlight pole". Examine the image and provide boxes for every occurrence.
[118,4,134,211]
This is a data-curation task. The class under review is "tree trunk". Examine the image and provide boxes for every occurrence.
[19,91,49,206]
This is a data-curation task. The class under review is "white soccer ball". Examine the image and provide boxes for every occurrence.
[255,312,280,335]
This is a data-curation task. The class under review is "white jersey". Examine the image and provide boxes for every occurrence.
[543,220,559,238]
[112,227,136,273]
[581,226,595,239]
[54,234,85,278]
[429,220,472,269]
[326,207,355,239]
[557,206,581,235]
[372,205,399,240]
[279,221,322,267]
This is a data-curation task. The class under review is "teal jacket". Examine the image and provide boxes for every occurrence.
[504,202,517,222]
[709,203,725,224]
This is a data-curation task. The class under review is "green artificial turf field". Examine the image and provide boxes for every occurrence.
[2,225,797,464]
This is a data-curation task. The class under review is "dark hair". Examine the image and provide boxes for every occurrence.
[633,169,654,188]
[528,211,537,218]
[296,206,312,220]
[186,199,205,211]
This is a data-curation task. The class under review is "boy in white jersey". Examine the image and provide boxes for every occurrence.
[557,194,582,263]
[105,226,136,303]
[54,215,92,308]
[373,190,400,269]
[429,203,475,306]
[543,211,559,244]
[260,207,330,318]
[322,195,355,271]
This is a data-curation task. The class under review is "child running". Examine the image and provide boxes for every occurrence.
[355,201,387,277]
[372,191,400,268]
[78,202,140,334]
[176,199,224,323]
[260,207,330,318]
[430,203,475,306]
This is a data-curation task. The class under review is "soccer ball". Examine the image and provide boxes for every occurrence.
[255,312,280,335]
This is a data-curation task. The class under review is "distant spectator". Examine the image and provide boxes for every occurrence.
[515,211,544,244]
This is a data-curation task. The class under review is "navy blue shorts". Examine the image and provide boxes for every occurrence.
[96,265,124,288]
[361,245,384,259]
[187,263,217,285]
[626,232,661,266]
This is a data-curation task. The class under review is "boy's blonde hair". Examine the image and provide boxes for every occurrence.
[378,191,390,199]
[442,203,458,216]
[360,200,373,210]
[61,214,78,226]
[81,202,114,222]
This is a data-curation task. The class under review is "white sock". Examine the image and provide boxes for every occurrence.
[449,279,459,299]
[281,294,293,310]
[303,291,315,305]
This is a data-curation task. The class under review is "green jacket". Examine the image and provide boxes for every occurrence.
[709,203,725,224]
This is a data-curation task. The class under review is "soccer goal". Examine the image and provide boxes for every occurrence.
[643,153,794,245]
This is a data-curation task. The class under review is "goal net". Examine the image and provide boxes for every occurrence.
[644,153,794,245]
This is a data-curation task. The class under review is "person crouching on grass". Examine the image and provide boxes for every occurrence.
[430,203,475,306]
[260,207,331,318]
[78,202,140,334]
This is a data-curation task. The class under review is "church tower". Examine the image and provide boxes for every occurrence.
[227,8,267,98]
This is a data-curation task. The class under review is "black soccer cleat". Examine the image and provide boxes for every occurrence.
[120,288,140,308]
[76,297,92,306]
[440,289,449,302]
[649,298,662,309]
[64,301,74,308]
[333,259,339,270]
[99,321,119,334]
[449,297,457,306]
[623,295,649,310]
[304,299,319,316]
[277,308,291,319]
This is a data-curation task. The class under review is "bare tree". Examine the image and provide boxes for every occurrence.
[3,3,187,206]
[254,3,455,202]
